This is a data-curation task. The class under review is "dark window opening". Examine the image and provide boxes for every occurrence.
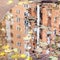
[10,25,13,29]
[48,16,51,20]
[54,29,56,35]
[32,50,35,53]
[47,17,51,27]
[47,34,50,37]
[40,29,43,39]
[34,6,37,13]
[11,40,14,44]
[33,43,35,45]
[40,11,42,20]
[11,33,13,37]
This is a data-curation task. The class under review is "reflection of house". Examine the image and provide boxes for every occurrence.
[40,3,60,43]
[2,1,60,55]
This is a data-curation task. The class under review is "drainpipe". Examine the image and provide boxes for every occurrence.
[37,4,40,46]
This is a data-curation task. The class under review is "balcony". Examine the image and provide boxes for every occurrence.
[10,33,13,37]
[40,11,42,20]
[40,29,43,39]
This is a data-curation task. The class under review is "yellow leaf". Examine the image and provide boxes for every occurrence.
[0,52,6,56]
[13,48,18,53]
[4,49,12,53]
[2,45,10,50]
[18,2,23,5]
[26,56,32,60]
[20,54,26,58]
[7,0,13,5]
[11,54,19,59]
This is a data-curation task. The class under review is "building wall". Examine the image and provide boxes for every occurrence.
[11,5,27,54]
[7,3,37,54]
[41,3,60,44]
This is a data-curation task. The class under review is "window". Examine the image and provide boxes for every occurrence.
[40,11,42,20]
[24,20,29,26]
[16,42,21,46]
[16,25,21,31]
[23,4,28,8]
[11,40,14,44]
[47,9,52,17]
[54,17,57,23]
[16,10,20,14]
[10,25,13,29]
[47,17,51,27]
[11,33,13,37]
[16,17,20,22]
[24,12,28,17]
[10,9,12,13]
[54,29,56,35]
[16,34,20,38]
[40,29,42,39]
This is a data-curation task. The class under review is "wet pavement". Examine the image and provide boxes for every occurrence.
[32,54,49,60]
[31,53,60,60]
